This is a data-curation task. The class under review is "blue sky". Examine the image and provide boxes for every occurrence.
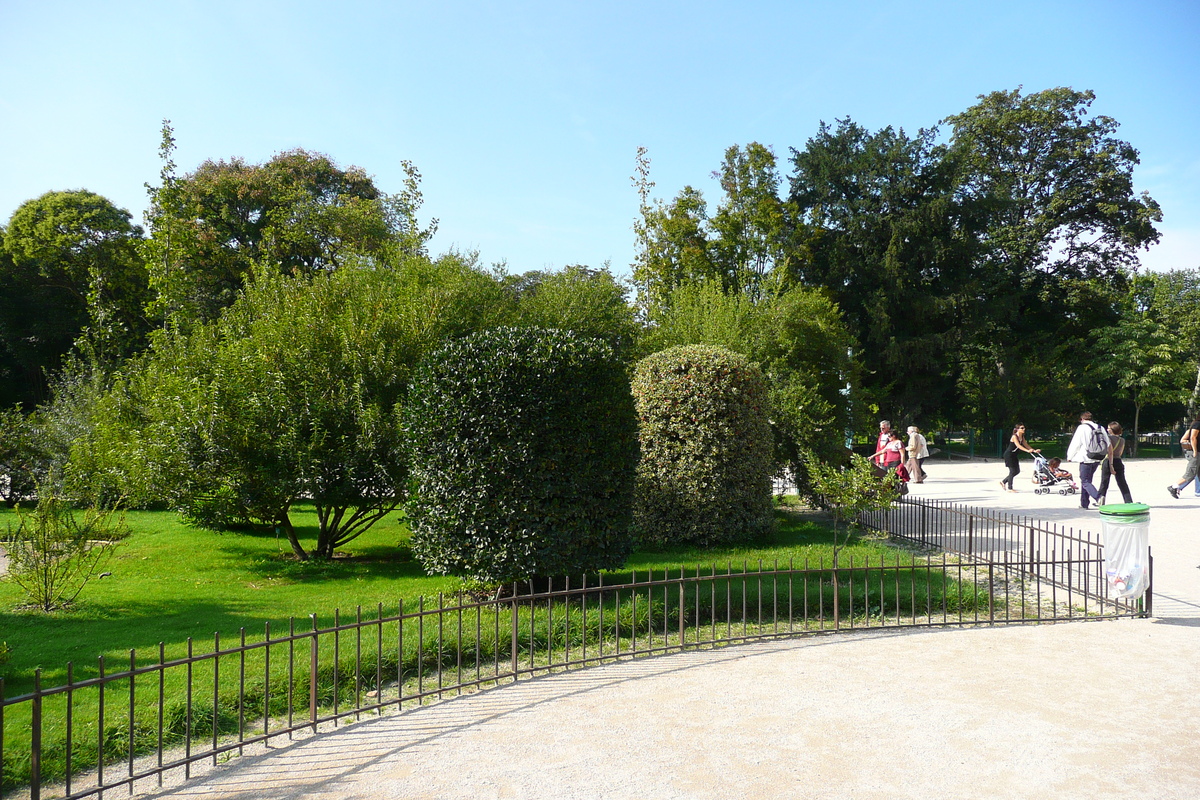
[2,0,1197,277]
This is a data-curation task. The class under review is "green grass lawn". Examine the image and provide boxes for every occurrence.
[0,500,884,697]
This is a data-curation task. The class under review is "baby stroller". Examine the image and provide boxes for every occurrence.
[1031,454,1077,495]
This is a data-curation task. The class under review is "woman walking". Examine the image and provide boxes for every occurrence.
[1000,424,1039,492]
[872,430,906,474]
[1097,421,1133,505]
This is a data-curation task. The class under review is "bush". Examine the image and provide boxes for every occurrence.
[3,492,127,611]
[632,344,774,546]
[404,327,638,584]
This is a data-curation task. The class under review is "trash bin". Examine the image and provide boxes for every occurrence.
[1098,502,1150,600]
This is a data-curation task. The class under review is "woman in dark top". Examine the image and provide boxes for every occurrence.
[1000,424,1039,492]
[1097,421,1132,504]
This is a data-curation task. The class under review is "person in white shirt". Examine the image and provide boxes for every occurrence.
[1065,411,1109,510]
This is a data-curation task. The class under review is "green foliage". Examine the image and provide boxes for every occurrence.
[3,493,126,611]
[69,254,509,558]
[0,190,148,406]
[0,407,52,506]
[632,344,775,546]
[644,279,858,499]
[805,452,898,564]
[404,327,638,584]
[144,121,437,327]
[510,264,640,361]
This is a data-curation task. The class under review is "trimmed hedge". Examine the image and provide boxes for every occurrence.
[404,327,637,584]
[632,344,775,546]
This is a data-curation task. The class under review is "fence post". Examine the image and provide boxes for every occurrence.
[968,516,974,556]
[511,586,519,681]
[678,569,686,648]
[1145,551,1154,618]
[30,669,41,800]
[309,614,319,732]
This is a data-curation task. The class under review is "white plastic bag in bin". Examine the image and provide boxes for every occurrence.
[1098,503,1150,600]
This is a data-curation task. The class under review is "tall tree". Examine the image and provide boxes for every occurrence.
[0,190,148,407]
[944,87,1161,426]
[144,121,437,327]
[788,119,969,424]
[708,143,796,299]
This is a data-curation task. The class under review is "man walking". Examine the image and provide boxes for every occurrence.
[874,420,893,468]
[1167,417,1200,499]
[1066,411,1109,510]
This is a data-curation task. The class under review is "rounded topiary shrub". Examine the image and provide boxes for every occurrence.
[404,327,637,584]
[632,344,775,546]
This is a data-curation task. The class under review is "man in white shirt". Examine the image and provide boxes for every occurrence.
[1066,411,1109,510]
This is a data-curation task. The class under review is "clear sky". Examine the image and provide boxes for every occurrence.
[2,0,1197,277]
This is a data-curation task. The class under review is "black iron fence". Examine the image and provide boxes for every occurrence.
[860,496,1151,618]
[1,504,1150,799]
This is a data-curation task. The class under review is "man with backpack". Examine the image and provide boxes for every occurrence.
[1066,411,1111,510]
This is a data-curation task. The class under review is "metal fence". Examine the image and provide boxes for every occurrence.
[1,505,1150,800]
[860,496,1151,618]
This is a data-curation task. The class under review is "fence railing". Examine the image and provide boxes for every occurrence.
[1,506,1150,799]
[859,496,1151,618]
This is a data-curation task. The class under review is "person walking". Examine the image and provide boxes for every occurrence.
[872,430,906,474]
[1000,424,1039,492]
[873,420,893,468]
[1066,411,1109,510]
[1166,416,1200,499]
[906,426,929,483]
[1097,421,1133,505]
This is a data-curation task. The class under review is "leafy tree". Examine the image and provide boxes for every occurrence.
[805,452,898,569]
[788,119,971,424]
[404,327,637,584]
[0,190,148,407]
[509,264,640,361]
[631,147,718,316]
[708,143,796,299]
[632,345,775,546]
[1138,269,1200,418]
[144,121,437,326]
[69,253,508,559]
[944,87,1161,425]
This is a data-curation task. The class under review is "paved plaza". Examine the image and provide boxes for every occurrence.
[147,458,1200,799]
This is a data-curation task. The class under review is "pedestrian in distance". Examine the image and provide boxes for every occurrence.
[906,425,929,483]
[872,430,906,474]
[1166,417,1200,499]
[873,420,893,468]
[1000,424,1039,492]
[1066,411,1110,510]
[1097,421,1133,505]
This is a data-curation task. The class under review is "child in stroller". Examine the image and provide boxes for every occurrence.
[1032,455,1078,495]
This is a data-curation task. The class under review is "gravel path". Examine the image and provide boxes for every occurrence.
[124,459,1200,798]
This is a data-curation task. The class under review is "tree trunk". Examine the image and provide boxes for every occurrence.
[278,512,308,560]
[1132,402,1142,458]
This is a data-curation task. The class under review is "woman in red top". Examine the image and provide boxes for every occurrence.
[872,430,905,472]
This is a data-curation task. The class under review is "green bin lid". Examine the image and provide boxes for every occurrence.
[1098,502,1150,517]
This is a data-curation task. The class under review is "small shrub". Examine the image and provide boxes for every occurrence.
[632,344,775,546]
[3,492,127,611]
[404,327,637,584]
